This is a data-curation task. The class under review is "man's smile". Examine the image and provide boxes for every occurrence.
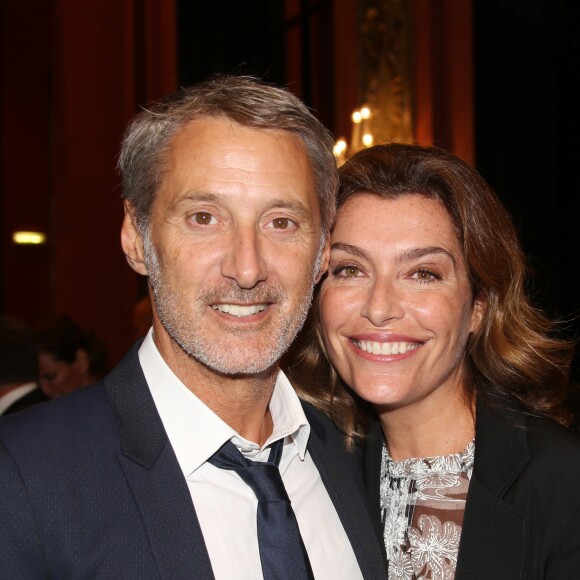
[211,303,268,317]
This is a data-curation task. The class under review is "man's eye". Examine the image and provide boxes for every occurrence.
[267,217,296,229]
[191,212,217,225]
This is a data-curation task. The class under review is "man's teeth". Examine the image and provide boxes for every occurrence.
[354,340,419,355]
[212,304,267,317]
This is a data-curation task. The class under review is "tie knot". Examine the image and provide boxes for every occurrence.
[208,438,288,502]
[237,461,289,503]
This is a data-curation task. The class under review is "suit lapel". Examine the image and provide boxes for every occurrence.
[105,344,214,580]
[455,477,527,579]
[303,403,388,579]
[455,398,530,580]
[364,420,386,547]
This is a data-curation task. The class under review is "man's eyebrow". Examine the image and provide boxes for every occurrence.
[266,199,313,221]
[168,192,224,209]
[170,193,313,220]
[169,191,226,212]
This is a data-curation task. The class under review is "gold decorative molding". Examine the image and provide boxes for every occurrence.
[334,0,414,165]
[357,0,414,146]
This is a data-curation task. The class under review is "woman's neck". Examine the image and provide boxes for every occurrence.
[378,389,476,462]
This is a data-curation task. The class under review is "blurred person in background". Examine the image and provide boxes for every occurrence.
[0,316,48,415]
[36,314,109,398]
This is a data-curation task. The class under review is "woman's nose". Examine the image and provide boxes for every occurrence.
[360,278,405,326]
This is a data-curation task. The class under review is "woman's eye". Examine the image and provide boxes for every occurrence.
[191,212,217,225]
[333,265,361,277]
[412,269,440,282]
[267,217,296,230]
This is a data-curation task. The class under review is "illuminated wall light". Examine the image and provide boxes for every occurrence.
[362,133,374,147]
[333,138,348,166]
[12,231,47,245]
[339,105,375,162]
[333,139,347,157]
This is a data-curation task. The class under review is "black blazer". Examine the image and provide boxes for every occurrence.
[0,343,387,579]
[364,397,580,579]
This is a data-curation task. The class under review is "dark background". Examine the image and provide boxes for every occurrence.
[473,0,580,382]
[1,0,578,383]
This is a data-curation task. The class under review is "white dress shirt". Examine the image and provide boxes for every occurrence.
[0,382,38,415]
[139,330,363,580]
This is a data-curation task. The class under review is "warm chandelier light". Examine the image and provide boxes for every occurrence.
[12,231,47,245]
[334,105,374,166]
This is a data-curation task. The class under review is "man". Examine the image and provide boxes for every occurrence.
[0,75,386,579]
[0,316,48,416]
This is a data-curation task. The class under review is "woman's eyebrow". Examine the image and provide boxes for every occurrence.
[330,242,370,261]
[396,246,456,265]
[331,242,456,267]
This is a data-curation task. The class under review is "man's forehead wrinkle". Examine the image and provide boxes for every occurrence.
[216,153,306,178]
[224,119,298,146]
[171,153,303,183]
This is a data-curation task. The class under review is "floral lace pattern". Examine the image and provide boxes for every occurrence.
[380,440,474,580]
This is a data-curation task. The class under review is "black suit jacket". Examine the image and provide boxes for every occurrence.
[364,397,580,579]
[0,343,387,579]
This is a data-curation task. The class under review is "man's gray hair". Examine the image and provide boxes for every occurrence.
[118,74,338,235]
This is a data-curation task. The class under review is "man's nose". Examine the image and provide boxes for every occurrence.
[220,226,268,289]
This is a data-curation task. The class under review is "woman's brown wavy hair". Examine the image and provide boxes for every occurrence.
[283,142,575,447]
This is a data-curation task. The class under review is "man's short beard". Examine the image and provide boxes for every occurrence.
[141,227,324,376]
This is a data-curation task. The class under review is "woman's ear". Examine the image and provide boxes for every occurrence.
[470,295,486,334]
[120,202,148,275]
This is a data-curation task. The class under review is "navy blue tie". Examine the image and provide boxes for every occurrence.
[208,438,314,580]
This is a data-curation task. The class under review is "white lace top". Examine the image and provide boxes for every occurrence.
[380,440,475,580]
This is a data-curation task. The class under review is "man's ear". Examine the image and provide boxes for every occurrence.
[314,237,331,284]
[120,202,148,275]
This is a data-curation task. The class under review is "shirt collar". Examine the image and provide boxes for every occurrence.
[0,382,38,415]
[138,330,310,477]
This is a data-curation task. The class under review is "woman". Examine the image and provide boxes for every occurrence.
[285,143,580,579]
